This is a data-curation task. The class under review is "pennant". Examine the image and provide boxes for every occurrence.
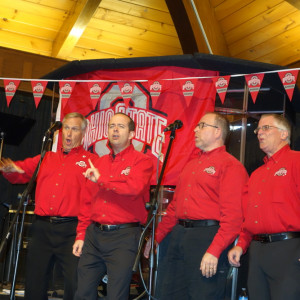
[87,81,106,109]
[117,82,135,108]
[59,81,76,109]
[147,80,163,108]
[212,76,231,104]
[4,79,20,107]
[31,80,48,108]
[245,73,264,104]
[278,70,299,101]
[179,78,198,107]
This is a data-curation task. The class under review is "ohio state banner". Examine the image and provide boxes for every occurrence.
[55,66,217,185]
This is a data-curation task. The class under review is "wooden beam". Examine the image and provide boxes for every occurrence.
[286,0,300,10]
[52,0,101,59]
[182,0,229,56]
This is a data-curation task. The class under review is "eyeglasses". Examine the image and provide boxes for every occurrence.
[196,122,219,129]
[254,125,284,135]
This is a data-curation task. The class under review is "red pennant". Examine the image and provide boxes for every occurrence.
[59,81,76,109]
[147,80,163,108]
[87,81,106,109]
[245,73,264,104]
[4,79,20,107]
[31,80,48,108]
[212,76,231,104]
[179,78,198,107]
[278,70,299,101]
[117,82,135,108]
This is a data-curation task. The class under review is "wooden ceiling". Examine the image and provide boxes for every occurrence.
[0,0,300,69]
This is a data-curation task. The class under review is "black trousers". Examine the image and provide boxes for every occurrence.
[74,223,141,300]
[155,224,230,300]
[248,237,300,300]
[24,218,79,300]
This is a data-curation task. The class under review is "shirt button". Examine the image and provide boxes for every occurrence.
[110,175,113,178]
[184,212,187,215]
[267,167,270,170]
[52,195,55,198]
[192,171,195,174]
[258,191,261,195]
[198,161,202,164]
[106,188,110,191]
[56,183,59,186]
[184,198,188,201]
[254,221,258,224]
[102,214,105,217]
[262,179,265,182]
[254,205,258,208]
[188,184,191,187]
[50,207,53,210]
[59,173,62,176]
[104,201,107,203]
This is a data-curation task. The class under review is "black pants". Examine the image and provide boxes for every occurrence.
[155,224,230,300]
[248,238,300,300]
[24,218,79,300]
[75,223,141,300]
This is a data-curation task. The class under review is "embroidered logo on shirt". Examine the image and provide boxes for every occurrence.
[274,167,287,176]
[76,161,87,168]
[203,166,216,175]
[121,166,131,176]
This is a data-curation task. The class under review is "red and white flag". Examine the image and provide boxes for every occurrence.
[4,79,20,107]
[278,70,299,101]
[245,73,264,104]
[31,80,48,108]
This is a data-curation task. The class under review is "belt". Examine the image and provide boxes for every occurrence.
[94,222,140,231]
[178,219,219,228]
[253,232,300,243]
[36,215,78,224]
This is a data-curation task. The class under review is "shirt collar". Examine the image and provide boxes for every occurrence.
[263,144,290,164]
[198,145,226,157]
[109,144,133,160]
[60,145,84,155]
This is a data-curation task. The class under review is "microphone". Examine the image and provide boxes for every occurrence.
[163,120,183,132]
[45,121,62,135]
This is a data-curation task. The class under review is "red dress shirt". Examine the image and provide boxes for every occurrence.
[156,146,249,258]
[76,144,153,240]
[3,146,97,217]
[237,145,300,252]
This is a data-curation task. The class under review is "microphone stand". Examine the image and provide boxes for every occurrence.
[133,128,178,300]
[0,133,53,300]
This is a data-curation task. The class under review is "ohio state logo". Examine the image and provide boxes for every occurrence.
[33,83,44,93]
[90,84,102,94]
[215,77,228,88]
[121,83,133,93]
[61,83,72,93]
[5,82,17,92]
[150,81,162,91]
[203,166,216,175]
[121,166,131,176]
[182,80,194,91]
[248,76,260,87]
[274,167,287,176]
[76,161,87,168]
[282,73,295,84]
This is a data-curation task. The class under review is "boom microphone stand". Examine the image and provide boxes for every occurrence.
[133,120,183,300]
[0,129,58,300]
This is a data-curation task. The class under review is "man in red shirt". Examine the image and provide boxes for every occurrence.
[0,112,97,300]
[228,114,300,300]
[73,112,153,300]
[145,112,248,300]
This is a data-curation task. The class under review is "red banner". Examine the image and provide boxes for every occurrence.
[212,76,231,104]
[31,80,48,108]
[4,79,20,107]
[179,78,198,107]
[87,81,106,109]
[55,66,217,185]
[278,70,299,101]
[59,81,76,109]
[245,73,264,104]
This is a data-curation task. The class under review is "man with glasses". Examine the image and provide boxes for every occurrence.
[228,113,300,300]
[145,112,248,300]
